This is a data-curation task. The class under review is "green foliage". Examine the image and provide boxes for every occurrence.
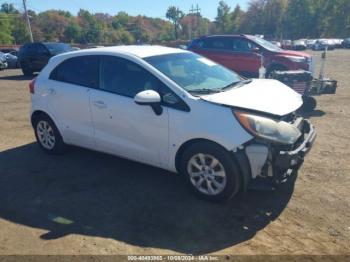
[166,6,184,39]
[1,3,18,14]
[215,1,232,33]
[0,13,14,44]
[0,0,349,45]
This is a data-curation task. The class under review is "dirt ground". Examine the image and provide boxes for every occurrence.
[0,50,349,256]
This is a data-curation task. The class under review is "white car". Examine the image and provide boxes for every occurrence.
[29,45,316,201]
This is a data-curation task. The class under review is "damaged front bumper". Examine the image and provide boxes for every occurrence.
[244,118,316,186]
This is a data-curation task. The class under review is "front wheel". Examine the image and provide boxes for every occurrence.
[180,142,242,202]
[33,114,66,154]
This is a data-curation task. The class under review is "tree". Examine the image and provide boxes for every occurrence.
[0,3,18,14]
[78,9,103,44]
[261,0,288,38]
[282,0,313,39]
[215,1,232,33]
[112,12,129,30]
[0,13,13,44]
[230,4,245,33]
[37,11,69,41]
[64,20,83,43]
[166,6,184,40]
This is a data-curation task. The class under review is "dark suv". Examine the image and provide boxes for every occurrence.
[18,42,73,76]
[188,35,313,78]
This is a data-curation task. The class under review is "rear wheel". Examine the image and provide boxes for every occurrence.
[33,114,66,154]
[21,62,33,76]
[180,142,241,202]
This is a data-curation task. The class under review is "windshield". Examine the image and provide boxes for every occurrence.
[252,36,282,52]
[144,53,242,94]
[44,43,73,55]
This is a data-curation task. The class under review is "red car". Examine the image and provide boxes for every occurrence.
[188,35,314,78]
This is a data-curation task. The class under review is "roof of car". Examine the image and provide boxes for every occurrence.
[70,45,188,59]
[199,34,253,39]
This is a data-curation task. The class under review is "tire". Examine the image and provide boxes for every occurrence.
[179,142,242,202]
[33,114,66,154]
[266,64,288,78]
[300,96,317,112]
[21,61,33,76]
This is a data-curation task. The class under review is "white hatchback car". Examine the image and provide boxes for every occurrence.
[30,45,316,201]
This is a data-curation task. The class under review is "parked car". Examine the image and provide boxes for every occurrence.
[281,40,293,50]
[188,34,314,78]
[306,39,317,49]
[342,38,350,48]
[0,48,18,54]
[313,39,335,51]
[0,52,8,70]
[270,41,282,48]
[2,52,19,68]
[9,50,19,56]
[292,40,307,50]
[18,42,74,76]
[30,46,316,201]
[333,39,343,48]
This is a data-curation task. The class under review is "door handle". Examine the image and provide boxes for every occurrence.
[93,100,107,109]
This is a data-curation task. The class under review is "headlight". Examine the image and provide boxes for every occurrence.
[234,111,301,144]
[284,55,306,63]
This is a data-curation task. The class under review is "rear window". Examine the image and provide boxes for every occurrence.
[203,37,233,50]
[50,56,99,88]
[44,43,73,55]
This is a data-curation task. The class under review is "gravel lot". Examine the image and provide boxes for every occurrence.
[0,50,349,256]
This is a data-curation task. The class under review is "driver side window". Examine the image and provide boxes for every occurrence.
[100,56,189,111]
[232,38,257,52]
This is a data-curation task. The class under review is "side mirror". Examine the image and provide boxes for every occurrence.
[134,90,163,115]
[252,47,260,53]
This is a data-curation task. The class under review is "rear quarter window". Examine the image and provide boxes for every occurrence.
[49,56,99,89]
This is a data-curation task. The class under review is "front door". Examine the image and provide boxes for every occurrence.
[231,38,262,77]
[90,56,169,167]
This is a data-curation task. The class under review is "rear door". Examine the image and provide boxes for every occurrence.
[46,55,99,148]
[194,37,236,70]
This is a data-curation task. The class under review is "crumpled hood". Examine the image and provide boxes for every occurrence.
[200,79,303,116]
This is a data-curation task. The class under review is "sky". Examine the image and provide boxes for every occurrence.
[2,0,249,21]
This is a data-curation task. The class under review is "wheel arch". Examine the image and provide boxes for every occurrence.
[31,110,56,128]
[174,138,252,192]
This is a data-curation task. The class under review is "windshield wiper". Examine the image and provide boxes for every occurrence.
[220,79,253,91]
[188,88,222,94]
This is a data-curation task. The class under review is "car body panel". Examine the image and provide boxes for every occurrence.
[34,46,254,171]
[89,88,170,168]
[200,79,303,116]
[19,42,73,73]
[188,35,312,78]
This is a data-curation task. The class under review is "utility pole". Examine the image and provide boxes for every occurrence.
[189,4,201,40]
[22,0,33,42]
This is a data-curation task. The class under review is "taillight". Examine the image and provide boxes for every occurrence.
[29,77,36,94]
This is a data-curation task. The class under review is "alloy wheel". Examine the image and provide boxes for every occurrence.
[36,120,56,150]
[187,153,227,195]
